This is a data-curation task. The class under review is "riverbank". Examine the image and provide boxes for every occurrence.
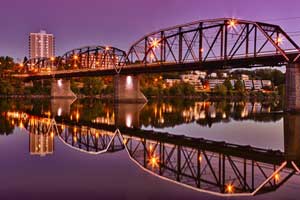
[0,91,281,102]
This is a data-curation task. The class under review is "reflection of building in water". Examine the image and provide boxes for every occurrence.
[180,101,272,122]
[92,111,115,125]
[30,133,54,157]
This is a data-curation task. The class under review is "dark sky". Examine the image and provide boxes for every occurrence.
[1,0,300,60]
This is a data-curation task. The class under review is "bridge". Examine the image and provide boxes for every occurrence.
[4,111,300,196]
[15,18,300,111]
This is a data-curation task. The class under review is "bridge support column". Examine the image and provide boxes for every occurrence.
[285,63,300,112]
[114,75,147,103]
[114,103,145,128]
[284,114,300,161]
[51,79,76,98]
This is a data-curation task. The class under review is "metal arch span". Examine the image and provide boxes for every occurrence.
[23,57,56,73]
[125,18,300,70]
[59,46,128,73]
[23,46,128,75]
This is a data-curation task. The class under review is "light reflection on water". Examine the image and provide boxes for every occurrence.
[0,98,299,199]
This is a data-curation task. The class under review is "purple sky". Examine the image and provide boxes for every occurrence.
[1,0,300,60]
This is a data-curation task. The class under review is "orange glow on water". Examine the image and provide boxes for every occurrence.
[274,173,280,182]
[148,155,159,168]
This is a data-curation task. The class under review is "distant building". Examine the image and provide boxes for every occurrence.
[180,74,199,85]
[241,74,249,80]
[208,79,225,90]
[262,80,272,88]
[208,73,218,78]
[243,80,253,90]
[30,133,54,157]
[29,30,55,60]
[165,79,181,87]
[195,71,207,79]
[220,72,228,78]
[253,80,263,90]
[230,80,237,89]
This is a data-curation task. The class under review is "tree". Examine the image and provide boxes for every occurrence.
[0,79,14,94]
[223,79,233,91]
[234,79,245,93]
[81,77,104,96]
[0,56,15,72]
[23,56,28,64]
[214,84,227,96]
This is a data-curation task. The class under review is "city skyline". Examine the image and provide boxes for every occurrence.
[1,0,300,60]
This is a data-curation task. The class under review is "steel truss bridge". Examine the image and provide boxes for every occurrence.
[18,18,300,80]
[5,112,300,197]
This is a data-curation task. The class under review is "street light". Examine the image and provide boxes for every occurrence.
[150,37,160,50]
[276,36,283,45]
[228,19,238,28]
[73,55,79,60]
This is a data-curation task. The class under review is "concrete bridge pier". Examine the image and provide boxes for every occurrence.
[114,103,146,128]
[51,98,76,116]
[51,79,76,98]
[286,63,300,112]
[284,114,300,161]
[114,75,147,103]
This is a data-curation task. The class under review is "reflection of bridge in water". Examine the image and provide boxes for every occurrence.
[4,111,300,197]
[49,99,282,129]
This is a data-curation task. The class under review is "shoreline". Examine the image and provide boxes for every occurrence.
[0,93,281,102]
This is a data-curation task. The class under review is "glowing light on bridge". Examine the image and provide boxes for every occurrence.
[150,53,155,62]
[105,46,110,51]
[198,154,202,162]
[228,19,238,28]
[149,144,153,153]
[276,36,284,45]
[150,37,160,50]
[225,183,234,193]
[50,57,55,61]
[73,55,79,60]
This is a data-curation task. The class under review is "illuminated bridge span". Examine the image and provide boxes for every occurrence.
[17,18,300,110]
[4,112,300,196]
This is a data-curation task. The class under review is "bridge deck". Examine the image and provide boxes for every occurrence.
[15,53,298,81]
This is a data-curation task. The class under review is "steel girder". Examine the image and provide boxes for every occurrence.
[59,46,128,73]
[126,18,300,70]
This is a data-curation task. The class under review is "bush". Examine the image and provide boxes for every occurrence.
[214,84,227,96]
